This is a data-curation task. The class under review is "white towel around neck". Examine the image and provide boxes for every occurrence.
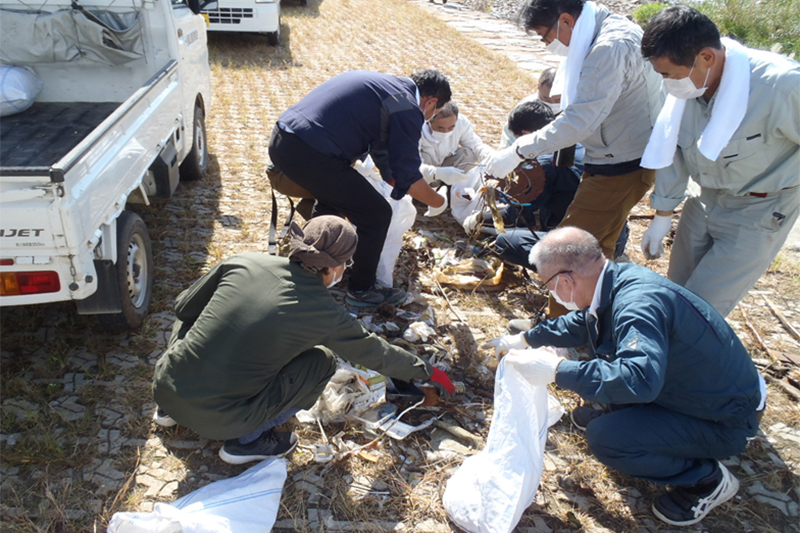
[549,1,597,110]
[641,37,751,169]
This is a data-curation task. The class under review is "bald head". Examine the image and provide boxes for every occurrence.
[529,227,604,277]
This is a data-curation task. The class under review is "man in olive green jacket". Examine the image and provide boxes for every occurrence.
[153,216,454,464]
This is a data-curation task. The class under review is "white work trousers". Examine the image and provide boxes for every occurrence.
[668,186,800,317]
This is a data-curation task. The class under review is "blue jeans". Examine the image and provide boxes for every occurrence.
[585,404,759,486]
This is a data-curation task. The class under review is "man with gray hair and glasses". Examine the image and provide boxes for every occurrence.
[484,226,765,527]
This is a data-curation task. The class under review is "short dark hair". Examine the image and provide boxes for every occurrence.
[538,67,557,89]
[520,0,584,31]
[507,100,555,137]
[434,101,459,119]
[641,6,722,67]
[409,69,452,108]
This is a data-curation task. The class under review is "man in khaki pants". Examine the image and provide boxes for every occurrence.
[485,0,663,317]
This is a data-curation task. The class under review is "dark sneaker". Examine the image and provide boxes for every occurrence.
[219,429,298,465]
[345,284,406,307]
[153,407,177,428]
[507,318,535,334]
[570,406,605,432]
[652,462,739,526]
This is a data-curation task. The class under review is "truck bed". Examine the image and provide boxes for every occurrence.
[1,102,120,170]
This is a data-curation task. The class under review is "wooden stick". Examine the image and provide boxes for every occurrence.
[433,277,466,323]
[739,303,779,364]
[763,296,800,343]
[766,374,800,402]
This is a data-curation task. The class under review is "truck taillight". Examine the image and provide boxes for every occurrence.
[0,272,60,296]
[0,259,13,266]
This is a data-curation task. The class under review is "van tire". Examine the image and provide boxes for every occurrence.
[179,104,208,181]
[98,211,153,331]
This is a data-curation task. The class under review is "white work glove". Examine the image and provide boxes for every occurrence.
[484,143,523,178]
[504,349,565,386]
[424,186,448,217]
[435,166,468,185]
[481,333,529,358]
[641,214,673,260]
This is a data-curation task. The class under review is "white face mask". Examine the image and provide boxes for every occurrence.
[430,129,453,142]
[663,57,710,100]
[546,20,569,57]
[544,100,562,114]
[550,276,579,311]
[326,268,344,289]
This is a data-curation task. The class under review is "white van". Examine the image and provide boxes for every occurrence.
[0,0,213,330]
[200,0,283,45]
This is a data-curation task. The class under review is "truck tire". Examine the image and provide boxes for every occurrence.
[267,16,281,45]
[179,104,208,181]
[98,211,153,331]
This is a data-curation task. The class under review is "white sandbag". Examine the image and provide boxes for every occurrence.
[354,157,416,288]
[107,458,287,533]
[442,347,565,533]
[0,65,43,117]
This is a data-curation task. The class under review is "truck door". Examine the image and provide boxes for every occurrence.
[171,0,212,152]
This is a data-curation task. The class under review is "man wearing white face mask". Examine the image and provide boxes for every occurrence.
[418,101,493,186]
[485,0,663,319]
[153,216,456,464]
[483,227,765,527]
[639,6,800,317]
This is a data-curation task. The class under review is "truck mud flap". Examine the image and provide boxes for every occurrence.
[151,141,180,198]
[75,260,122,314]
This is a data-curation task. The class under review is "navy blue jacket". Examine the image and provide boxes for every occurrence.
[525,262,761,427]
[279,70,425,199]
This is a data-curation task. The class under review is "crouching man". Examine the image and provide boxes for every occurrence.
[152,216,455,465]
[485,227,765,527]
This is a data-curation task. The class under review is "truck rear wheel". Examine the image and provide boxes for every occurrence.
[179,104,208,181]
[98,211,153,331]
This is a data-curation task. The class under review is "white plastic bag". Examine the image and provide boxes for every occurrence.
[0,65,43,117]
[449,167,485,228]
[442,347,565,533]
[107,458,287,533]
[354,157,416,288]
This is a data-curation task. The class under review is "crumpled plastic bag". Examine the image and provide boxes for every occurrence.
[296,360,386,424]
[107,458,287,533]
[354,157,417,288]
[442,347,565,533]
[403,321,436,342]
[0,65,43,117]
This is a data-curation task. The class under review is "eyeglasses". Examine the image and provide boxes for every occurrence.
[540,17,559,44]
[537,270,573,291]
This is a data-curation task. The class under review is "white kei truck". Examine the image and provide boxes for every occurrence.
[200,0,283,45]
[0,0,212,330]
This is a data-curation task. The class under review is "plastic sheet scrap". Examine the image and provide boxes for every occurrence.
[442,347,565,533]
[107,458,287,533]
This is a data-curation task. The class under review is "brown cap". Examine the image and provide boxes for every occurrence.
[288,216,358,273]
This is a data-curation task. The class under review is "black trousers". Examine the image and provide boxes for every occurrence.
[268,126,392,291]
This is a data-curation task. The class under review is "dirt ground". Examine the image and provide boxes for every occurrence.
[1,0,799,531]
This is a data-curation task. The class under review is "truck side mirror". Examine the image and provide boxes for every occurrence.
[187,0,202,15]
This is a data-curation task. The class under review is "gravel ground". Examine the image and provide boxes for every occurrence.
[462,0,643,22]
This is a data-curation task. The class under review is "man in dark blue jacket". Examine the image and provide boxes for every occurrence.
[485,227,765,527]
[269,69,451,307]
